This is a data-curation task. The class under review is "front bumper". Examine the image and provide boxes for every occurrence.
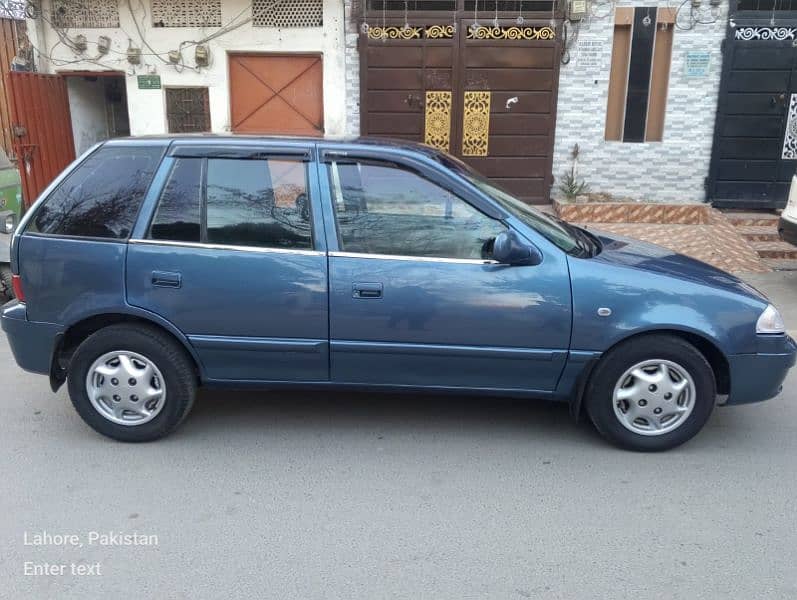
[779,215,797,247]
[1,301,62,375]
[725,335,797,405]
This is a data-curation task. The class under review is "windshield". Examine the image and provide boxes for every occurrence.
[433,152,593,256]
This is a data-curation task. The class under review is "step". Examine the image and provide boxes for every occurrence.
[725,213,780,227]
[751,240,797,259]
[736,225,781,242]
[765,258,797,271]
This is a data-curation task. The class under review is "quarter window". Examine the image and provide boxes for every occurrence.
[148,156,313,250]
[28,146,163,239]
[329,161,505,259]
[150,158,202,242]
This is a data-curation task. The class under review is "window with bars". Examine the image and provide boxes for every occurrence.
[166,88,211,134]
[50,0,119,28]
[151,0,222,27]
[253,0,323,27]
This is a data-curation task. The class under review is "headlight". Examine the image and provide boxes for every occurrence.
[3,213,14,234]
[756,304,786,334]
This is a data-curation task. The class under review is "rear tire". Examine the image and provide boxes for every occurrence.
[0,265,13,301]
[67,324,196,442]
[585,335,716,451]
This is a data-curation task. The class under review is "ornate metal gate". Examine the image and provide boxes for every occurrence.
[359,0,562,204]
[708,5,797,208]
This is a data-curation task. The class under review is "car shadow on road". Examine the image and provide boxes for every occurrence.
[181,387,604,447]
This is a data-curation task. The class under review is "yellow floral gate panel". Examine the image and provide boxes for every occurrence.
[424,91,452,152]
[461,91,491,157]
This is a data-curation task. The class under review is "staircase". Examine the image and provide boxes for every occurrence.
[723,211,797,271]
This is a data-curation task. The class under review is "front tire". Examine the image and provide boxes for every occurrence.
[585,335,716,451]
[67,324,196,442]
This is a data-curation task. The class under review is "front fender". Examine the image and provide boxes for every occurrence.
[567,257,766,356]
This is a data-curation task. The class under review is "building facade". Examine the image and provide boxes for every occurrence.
[25,0,354,154]
[13,0,738,208]
[552,1,726,204]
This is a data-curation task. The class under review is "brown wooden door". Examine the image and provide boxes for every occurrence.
[229,54,323,135]
[361,26,455,144]
[7,72,75,207]
[360,20,561,204]
[458,21,559,204]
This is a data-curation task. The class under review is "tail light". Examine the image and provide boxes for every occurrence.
[11,274,24,302]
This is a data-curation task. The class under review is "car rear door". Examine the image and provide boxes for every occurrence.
[317,145,572,393]
[126,140,329,383]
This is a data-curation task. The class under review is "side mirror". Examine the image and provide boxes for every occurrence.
[492,230,542,266]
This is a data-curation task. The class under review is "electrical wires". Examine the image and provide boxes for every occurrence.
[28,0,292,74]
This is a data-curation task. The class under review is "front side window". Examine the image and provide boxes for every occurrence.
[29,146,163,239]
[148,156,312,250]
[329,160,505,259]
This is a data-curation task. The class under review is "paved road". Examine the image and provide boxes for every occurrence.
[2,273,796,599]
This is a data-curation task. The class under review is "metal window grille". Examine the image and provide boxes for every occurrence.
[253,0,323,27]
[166,88,211,134]
[50,0,120,28]
[151,0,222,27]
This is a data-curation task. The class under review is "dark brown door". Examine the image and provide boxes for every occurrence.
[361,25,455,143]
[457,20,558,203]
[229,53,323,135]
[7,72,75,207]
[360,19,561,204]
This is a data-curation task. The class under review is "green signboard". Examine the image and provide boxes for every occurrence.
[137,75,161,90]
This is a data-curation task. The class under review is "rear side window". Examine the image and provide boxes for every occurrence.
[148,156,313,250]
[28,145,163,239]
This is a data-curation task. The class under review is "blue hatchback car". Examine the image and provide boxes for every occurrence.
[2,136,794,450]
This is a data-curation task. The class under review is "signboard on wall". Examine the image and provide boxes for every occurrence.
[137,75,161,89]
[576,37,606,71]
[685,51,711,78]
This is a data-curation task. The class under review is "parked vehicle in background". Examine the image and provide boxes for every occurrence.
[779,175,797,247]
[1,137,795,451]
[0,148,22,301]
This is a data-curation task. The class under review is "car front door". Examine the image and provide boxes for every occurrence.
[318,147,572,393]
[126,141,329,382]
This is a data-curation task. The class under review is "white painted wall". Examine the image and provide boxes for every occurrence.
[65,76,109,154]
[29,0,349,137]
[552,2,727,203]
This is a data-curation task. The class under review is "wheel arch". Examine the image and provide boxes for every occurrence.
[51,310,204,391]
[572,328,730,420]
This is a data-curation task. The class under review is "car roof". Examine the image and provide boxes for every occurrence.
[104,133,442,158]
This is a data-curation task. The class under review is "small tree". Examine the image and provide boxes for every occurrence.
[558,143,589,202]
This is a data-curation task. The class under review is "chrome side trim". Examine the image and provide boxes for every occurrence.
[329,251,500,265]
[128,238,324,257]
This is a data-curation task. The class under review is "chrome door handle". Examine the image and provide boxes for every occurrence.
[151,271,182,288]
[352,282,383,299]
